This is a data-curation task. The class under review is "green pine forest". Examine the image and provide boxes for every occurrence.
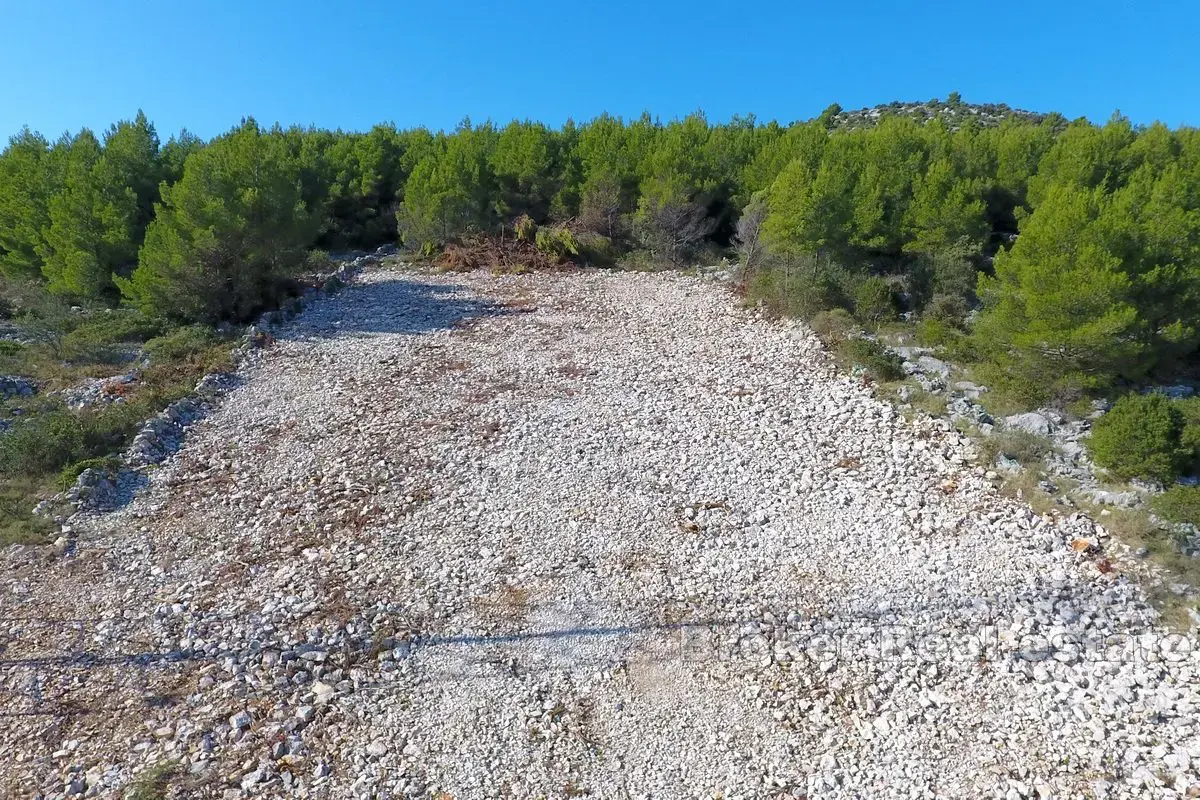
[2,98,1200,544]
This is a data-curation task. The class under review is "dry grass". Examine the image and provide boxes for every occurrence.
[126,761,179,800]
[976,428,1056,467]
[1092,505,1200,628]
[997,471,1063,517]
[911,388,949,417]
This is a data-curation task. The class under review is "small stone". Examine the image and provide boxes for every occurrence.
[240,768,262,790]
[311,681,335,704]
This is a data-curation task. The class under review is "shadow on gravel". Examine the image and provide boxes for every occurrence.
[282,276,514,338]
[0,619,712,671]
[0,579,1166,719]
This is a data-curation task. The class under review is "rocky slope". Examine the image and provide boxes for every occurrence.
[1,266,1197,799]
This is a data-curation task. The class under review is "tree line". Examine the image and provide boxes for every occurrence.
[1,102,1198,403]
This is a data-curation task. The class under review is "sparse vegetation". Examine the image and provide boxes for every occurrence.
[908,387,949,418]
[125,761,178,800]
[1152,486,1200,527]
[838,338,905,382]
[976,428,1055,466]
[808,308,859,345]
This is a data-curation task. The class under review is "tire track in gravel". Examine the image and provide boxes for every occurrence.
[1,266,1197,799]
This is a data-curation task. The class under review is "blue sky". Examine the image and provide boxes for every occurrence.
[2,0,1196,142]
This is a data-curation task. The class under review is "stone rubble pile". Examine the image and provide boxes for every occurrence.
[0,374,37,400]
[61,372,141,410]
[1,265,1198,798]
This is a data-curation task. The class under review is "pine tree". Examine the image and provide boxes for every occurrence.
[974,183,1143,396]
[0,128,58,279]
[396,123,496,247]
[489,120,559,221]
[904,158,987,255]
[40,129,137,300]
[99,111,162,249]
[120,120,316,322]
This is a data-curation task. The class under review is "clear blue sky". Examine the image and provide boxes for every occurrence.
[2,0,1196,143]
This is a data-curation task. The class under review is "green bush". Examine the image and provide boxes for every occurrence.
[838,338,905,381]
[534,226,579,261]
[0,409,87,476]
[1089,393,1191,482]
[59,311,164,363]
[744,255,851,319]
[143,326,219,363]
[852,276,898,327]
[915,317,961,347]
[81,401,152,457]
[1151,486,1200,527]
[303,249,333,273]
[809,308,859,345]
[924,293,970,328]
[56,455,121,490]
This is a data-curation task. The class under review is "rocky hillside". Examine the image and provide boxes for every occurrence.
[1,265,1197,798]
[829,98,1050,130]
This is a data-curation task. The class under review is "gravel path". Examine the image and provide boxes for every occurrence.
[2,266,1198,799]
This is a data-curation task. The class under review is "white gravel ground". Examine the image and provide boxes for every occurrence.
[2,265,1198,799]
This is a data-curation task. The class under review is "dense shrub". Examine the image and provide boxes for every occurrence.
[852,276,898,327]
[915,318,960,347]
[924,293,970,328]
[615,249,661,273]
[907,246,980,310]
[0,276,73,321]
[0,341,31,374]
[744,254,851,319]
[1088,394,1191,482]
[838,338,905,381]
[1178,398,1200,475]
[534,226,579,260]
[634,196,715,267]
[59,311,163,362]
[143,325,219,363]
[0,409,87,475]
[575,232,618,267]
[120,120,318,323]
[1151,486,1200,527]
